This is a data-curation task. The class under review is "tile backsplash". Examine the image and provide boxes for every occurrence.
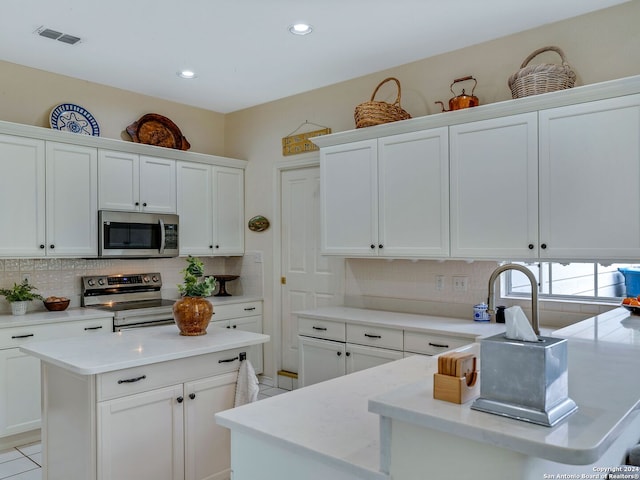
[0,253,264,315]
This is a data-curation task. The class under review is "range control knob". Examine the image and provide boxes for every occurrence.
[97,278,105,286]
[143,276,150,283]
[87,279,95,287]
[151,275,159,283]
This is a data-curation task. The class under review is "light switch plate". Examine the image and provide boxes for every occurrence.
[453,276,468,292]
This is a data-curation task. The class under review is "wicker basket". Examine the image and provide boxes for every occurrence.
[508,46,576,99]
[354,77,411,128]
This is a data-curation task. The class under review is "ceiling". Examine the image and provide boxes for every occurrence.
[0,0,630,114]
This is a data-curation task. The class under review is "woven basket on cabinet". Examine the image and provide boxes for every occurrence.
[508,46,576,99]
[354,77,411,128]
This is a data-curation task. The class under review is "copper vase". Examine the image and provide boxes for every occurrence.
[172,297,213,336]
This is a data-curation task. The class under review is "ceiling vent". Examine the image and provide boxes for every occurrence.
[35,26,81,45]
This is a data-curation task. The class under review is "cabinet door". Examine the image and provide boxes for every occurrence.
[98,150,140,211]
[212,166,244,255]
[378,128,449,257]
[320,140,378,256]
[345,343,403,375]
[0,135,45,257]
[98,384,185,480]
[184,372,237,480]
[298,336,345,387]
[46,142,98,257]
[139,156,177,213]
[229,316,263,375]
[450,113,538,259]
[177,161,214,256]
[0,349,41,437]
[539,94,640,260]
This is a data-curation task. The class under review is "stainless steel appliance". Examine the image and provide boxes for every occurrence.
[81,272,176,331]
[98,210,179,258]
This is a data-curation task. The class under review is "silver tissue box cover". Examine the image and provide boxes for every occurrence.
[471,333,577,427]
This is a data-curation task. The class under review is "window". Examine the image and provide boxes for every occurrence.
[505,262,638,302]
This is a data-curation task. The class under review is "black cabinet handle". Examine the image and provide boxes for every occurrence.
[215,245,220,249]
[117,375,146,384]
[312,326,327,331]
[39,244,45,249]
[135,202,140,206]
[218,356,239,363]
[244,307,256,311]
[541,243,547,249]
[84,326,103,331]
[364,333,382,339]
[177,396,184,403]
[346,352,351,357]
[142,202,147,207]
[232,324,237,329]
[11,333,34,339]
[336,351,342,356]
[370,244,375,249]
[49,244,55,249]
[378,244,383,249]
[428,342,449,348]
[209,245,214,249]
[189,393,196,400]
[528,244,534,250]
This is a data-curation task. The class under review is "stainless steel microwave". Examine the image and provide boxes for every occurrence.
[98,210,179,258]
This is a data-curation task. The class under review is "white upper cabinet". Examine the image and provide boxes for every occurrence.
[450,113,538,259]
[99,150,176,214]
[0,135,46,257]
[538,94,640,261]
[45,142,98,257]
[177,162,245,256]
[320,128,449,257]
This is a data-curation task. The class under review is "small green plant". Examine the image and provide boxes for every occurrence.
[178,256,216,297]
[0,279,44,303]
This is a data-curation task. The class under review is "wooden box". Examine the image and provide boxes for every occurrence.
[433,372,479,404]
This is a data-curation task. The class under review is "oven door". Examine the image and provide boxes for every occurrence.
[98,210,179,258]
[113,308,176,331]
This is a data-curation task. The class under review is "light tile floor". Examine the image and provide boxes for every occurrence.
[0,383,290,479]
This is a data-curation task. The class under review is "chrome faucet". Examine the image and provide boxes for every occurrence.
[487,263,540,335]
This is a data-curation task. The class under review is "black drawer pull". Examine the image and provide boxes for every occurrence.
[312,326,327,331]
[364,334,382,339]
[218,356,239,364]
[117,375,146,384]
[11,334,34,339]
[84,326,103,331]
[244,307,256,311]
[428,342,449,348]
[189,393,196,400]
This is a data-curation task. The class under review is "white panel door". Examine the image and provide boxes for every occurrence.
[378,128,450,257]
[345,344,404,375]
[539,94,640,260]
[46,142,98,257]
[320,140,378,255]
[140,155,177,213]
[184,372,237,480]
[0,134,45,257]
[98,150,139,211]
[0,349,41,437]
[177,161,214,256]
[98,384,185,480]
[281,167,344,373]
[298,337,345,387]
[212,166,244,255]
[450,112,538,259]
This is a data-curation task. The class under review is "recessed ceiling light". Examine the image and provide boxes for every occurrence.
[289,23,313,35]
[177,70,196,79]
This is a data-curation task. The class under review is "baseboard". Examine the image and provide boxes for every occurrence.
[0,429,41,450]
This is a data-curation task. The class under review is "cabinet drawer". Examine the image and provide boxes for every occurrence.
[0,318,112,349]
[213,301,262,320]
[298,317,346,342]
[346,324,403,351]
[97,347,244,401]
[404,331,472,355]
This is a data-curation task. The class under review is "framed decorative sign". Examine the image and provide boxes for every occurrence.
[282,123,331,156]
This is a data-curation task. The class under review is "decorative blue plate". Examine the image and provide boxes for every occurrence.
[50,103,100,136]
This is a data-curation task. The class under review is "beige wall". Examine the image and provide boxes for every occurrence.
[0,62,226,156]
[226,1,640,379]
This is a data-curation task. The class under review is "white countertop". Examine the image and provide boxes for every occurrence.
[553,306,640,344]
[295,306,507,339]
[0,307,113,329]
[20,325,269,375]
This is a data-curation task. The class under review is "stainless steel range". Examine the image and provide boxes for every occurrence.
[81,272,176,331]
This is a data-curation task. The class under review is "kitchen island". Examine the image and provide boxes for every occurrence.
[216,308,640,480]
[20,324,269,480]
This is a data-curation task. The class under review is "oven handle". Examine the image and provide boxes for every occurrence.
[159,218,166,255]
[114,318,175,331]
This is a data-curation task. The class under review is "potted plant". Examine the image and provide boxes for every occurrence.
[0,279,44,316]
[173,256,217,336]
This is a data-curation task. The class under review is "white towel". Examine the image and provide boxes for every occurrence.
[234,359,260,407]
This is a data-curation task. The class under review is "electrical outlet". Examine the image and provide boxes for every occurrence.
[435,275,445,291]
[254,252,263,263]
[453,276,468,292]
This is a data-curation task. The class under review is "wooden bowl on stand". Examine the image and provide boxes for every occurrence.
[212,275,239,297]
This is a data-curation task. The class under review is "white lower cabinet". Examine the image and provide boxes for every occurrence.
[298,337,346,387]
[345,344,404,374]
[42,347,245,480]
[0,316,112,441]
